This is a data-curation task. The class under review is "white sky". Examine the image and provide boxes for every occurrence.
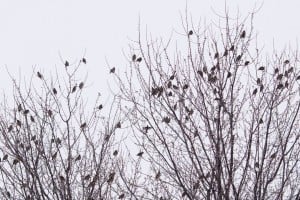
[0,0,299,100]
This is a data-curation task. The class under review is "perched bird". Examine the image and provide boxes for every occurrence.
[53,88,57,95]
[197,70,203,77]
[8,125,13,132]
[270,153,276,159]
[252,88,258,95]
[284,60,290,65]
[162,117,171,123]
[18,104,22,112]
[115,121,121,128]
[277,83,284,90]
[259,118,263,124]
[214,52,219,59]
[110,67,116,73]
[118,194,125,199]
[79,82,84,89]
[13,159,19,165]
[113,150,118,156]
[297,75,300,80]
[65,61,69,67]
[72,85,77,93]
[98,104,103,110]
[274,68,279,74]
[256,78,261,85]
[183,84,189,90]
[260,85,264,92]
[37,72,43,79]
[258,66,265,71]
[132,54,136,61]
[244,61,250,66]
[30,116,35,123]
[137,151,144,157]
[155,170,161,180]
[82,58,87,64]
[188,30,193,36]
[51,152,58,160]
[48,109,53,117]
[136,57,142,62]
[80,122,87,129]
[227,71,232,78]
[3,154,8,161]
[240,30,246,38]
[236,55,242,62]
[229,45,234,51]
[75,155,81,161]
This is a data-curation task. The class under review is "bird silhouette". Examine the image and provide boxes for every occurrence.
[51,152,58,160]
[284,60,290,65]
[18,104,22,112]
[258,66,265,71]
[79,82,84,89]
[48,109,53,117]
[252,88,258,95]
[214,52,219,59]
[98,104,103,110]
[236,55,242,62]
[118,194,125,199]
[82,58,87,64]
[136,57,142,62]
[115,121,121,128]
[229,45,234,51]
[274,68,279,74]
[244,61,250,66]
[113,150,118,156]
[223,49,228,57]
[155,170,161,180]
[260,85,264,92]
[30,116,35,123]
[13,159,19,165]
[110,67,115,73]
[162,117,170,123]
[277,83,284,90]
[132,54,136,61]
[53,88,57,95]
[80,122,87,129]
[37,72,43,79]
[240,30,246,38]
[65,61,69,67]
[72,85,77,93]
[188,30,193,36]
[297,75,300,80]
[8,125,13,132]
[137,151,144,157]
[107,172,115,183]
[75,155,81,161]
[3,154,8,161]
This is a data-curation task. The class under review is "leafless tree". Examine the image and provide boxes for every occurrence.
[0,60,126,200]
[114,10,300,200]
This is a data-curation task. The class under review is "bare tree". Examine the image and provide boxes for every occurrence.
[0,60,126,200]
[114,10,300,200]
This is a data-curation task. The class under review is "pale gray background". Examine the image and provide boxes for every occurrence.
[0,0,299,99]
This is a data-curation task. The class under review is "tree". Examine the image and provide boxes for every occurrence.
[0,61,125,200]
[114,11,300,199]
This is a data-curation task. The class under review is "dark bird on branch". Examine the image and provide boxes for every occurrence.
[72,85,77,93]
[136,57,142,62]
[252,88,258,95]
[118,194,125,199]
[244,61,250,66]
[65,61,69,67]
[37,72,43,79]
[79,82,84,89]
[110,67,115,73]
[240,30,246,38]
[258,66,265,71]
[137,151,144,157]
[53,88,57,95]
[229,45,234,51]
[284,60,290,65]
[132,54,136,61]
[75,155,81,161]
[82,58,87,64]
[113,150,118,156]
[188,30,193,36]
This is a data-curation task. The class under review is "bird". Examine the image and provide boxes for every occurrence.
[155,171,161,180]
[259,118,263,124]
[227,72,232,78]
[8,125,13,132]
[48,109,53,117]
[98,104,103,110]
[214,52,219,59]
[229,45,234,51]
[132,54,136,61]
[252,88,258,95]
[79,82,84,89]
[3,154,8,161]
[297,75,300,80]
[80,122,87,129]
[183,84,189,90]
[13,159,19,165]
[115,121,121,128]
[107,172,115,183]
[18,104,22,112]
[82,58,87,64]
[53,88,57,95]
[136,57,142,62]
[240,30,246,38]
[110,67,115,73]
[258,66,265,71]
[260,85,264,92]
[30,116,35,123]
[162,117,170,123]
[37,72,43,79]
[277,84,284,90]
[137,151,144,157]
[113,150,118,156]
[51,152,58,160]
[244,61,250,66]
[236,55,242,62]
[72,85,77,93]
[284,60,290,65]
[197,70,203,77]
[75,155,81,161]
[274,68,279,74]
[65,61,69,67]
[188,30,193,36]
[118,194,125,199]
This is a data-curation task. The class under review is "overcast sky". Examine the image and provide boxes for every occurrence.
[0,0,299,100]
